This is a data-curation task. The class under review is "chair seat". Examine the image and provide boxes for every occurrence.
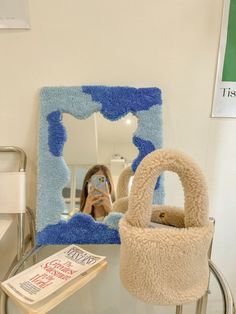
[0,214,15,240]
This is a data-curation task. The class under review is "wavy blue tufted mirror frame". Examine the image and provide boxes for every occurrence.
[36,86,163,245]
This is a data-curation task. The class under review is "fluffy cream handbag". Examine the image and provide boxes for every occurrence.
[119,149,214,305]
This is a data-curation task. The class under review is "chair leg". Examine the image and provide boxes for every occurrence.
[0,292,8,314]
[0,245,42,314]
[176,305,183,314]
[195,292,208,314]
[26,206,36,248]
[17,213,25,261]
[196,218,214,314]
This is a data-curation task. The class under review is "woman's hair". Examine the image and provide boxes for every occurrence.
[80,164,116,215]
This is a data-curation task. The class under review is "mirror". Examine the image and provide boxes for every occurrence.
[37,86,163,244]
[61,112,138,219]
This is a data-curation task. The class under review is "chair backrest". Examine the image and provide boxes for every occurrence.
[0,172,26,213]
[0,146,27,264]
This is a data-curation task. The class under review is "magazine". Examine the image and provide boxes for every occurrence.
[1,245,106,305]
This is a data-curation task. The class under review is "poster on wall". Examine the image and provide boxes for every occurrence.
[212,0,236,117]
[0,0,29,29]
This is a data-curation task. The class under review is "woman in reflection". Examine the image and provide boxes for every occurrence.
[80,165,116,221]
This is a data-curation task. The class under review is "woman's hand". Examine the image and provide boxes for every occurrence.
[83,189,100,214]
[99,195,112,214]
[93,185,112,214]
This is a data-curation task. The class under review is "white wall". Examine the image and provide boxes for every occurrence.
[1,0,235,302]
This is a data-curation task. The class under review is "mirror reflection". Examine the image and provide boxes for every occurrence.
[61,112,137,221]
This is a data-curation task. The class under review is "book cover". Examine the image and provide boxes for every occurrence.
[1,245,106,305]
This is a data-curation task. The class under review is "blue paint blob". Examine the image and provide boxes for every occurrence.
[47,110,67,157]
[37,213,121,245]
[155,176,161,190]
[132,136,156,172]
[82,86,161,120]
[103,212,124,230]
[132,136,161,191]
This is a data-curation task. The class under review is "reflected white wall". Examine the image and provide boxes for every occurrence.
[63,113,98,165]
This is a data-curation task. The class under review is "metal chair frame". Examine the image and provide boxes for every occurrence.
[0,146,27,259]
[0,146,36,313]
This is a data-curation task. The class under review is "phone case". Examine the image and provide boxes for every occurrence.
[91,175,106,195]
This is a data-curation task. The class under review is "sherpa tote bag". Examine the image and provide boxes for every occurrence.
[119,149,214,305]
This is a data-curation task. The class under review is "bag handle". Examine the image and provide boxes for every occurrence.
[125,149,208,228]
[116,166,134,199]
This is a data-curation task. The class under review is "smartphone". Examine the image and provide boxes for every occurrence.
[90,175,106,196]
